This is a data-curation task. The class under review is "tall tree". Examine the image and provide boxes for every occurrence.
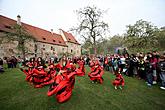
[4,23,36,61]
[71,6,109,54]
[124,19,158,53]
[156,27,165,50]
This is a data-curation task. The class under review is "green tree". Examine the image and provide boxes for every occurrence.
[4,24,36,61]
[108,35,124,53]
[124,19,158,53]
[71,6,109,55]
[156,27,165,51]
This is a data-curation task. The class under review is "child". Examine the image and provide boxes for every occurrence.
[112,71,125,89]
[158,54,165,90]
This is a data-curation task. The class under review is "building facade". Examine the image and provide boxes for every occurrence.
[0,15,81,59]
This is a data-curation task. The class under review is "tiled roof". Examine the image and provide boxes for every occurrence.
[0,15,67,47]
[61,29,80,45]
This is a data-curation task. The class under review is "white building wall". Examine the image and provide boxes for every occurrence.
[36,42,67,58]
[66,42,81,56]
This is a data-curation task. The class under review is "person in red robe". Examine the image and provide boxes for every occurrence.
[88,58,104,84]
[112,72,125,89]
[76,56,85,76]
[21,57,54,88]
[47,55,76,103]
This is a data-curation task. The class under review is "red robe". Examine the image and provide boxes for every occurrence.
[76,60,85,76]
[22,61,54,88]
[112,74,125,87]
[88,60,104,84]
[47,61,76,103]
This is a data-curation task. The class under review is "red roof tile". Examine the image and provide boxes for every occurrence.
[61,29,80,45]
[0,15,67,47]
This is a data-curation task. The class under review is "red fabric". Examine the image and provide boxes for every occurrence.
[88,60,104,84]
[47,61,76,103]
[22,61,55,88]
[112,74,125,86]
[76,60,85,76]
[105,57,108,64]
[150,57,159,69]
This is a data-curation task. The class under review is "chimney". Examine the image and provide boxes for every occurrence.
[51,29,53,34]
[17,15,21,25]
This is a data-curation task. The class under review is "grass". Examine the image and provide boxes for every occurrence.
[0,66,165,110]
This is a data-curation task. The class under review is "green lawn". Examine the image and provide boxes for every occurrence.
[0,66,165,110]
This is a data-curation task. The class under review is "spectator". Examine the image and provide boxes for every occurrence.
[158,54,165,90]
[0,58,3,66]
[11,56,18,68]
[145,58,153,86]
[151,51,159,84]
[0,58,4,73]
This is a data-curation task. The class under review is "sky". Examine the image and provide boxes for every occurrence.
[1,0,165,42]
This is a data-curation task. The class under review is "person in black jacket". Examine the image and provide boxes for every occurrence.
[158,54,165,90]
[0,58,3,66]
[145,58,153,86]
[0,58,4,73]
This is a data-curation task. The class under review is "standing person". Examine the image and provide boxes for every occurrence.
[151,51,159,84]
[76,56,85,76]
[12,56,18,68]
[54,53,58,63]
[138,54,146,79]
[6,57,12,68]
[122,48,128,56]
[17,56,23,68]
[0,58,3,67]
[104,56,109,71]
[112,55,119,74]
[0,58,4,73]
[130,54,139,77]
[124,53,130,76]
[145,58,153,86]
[119,55,126,73]
[158,54,165,90]
[86,55,90,66]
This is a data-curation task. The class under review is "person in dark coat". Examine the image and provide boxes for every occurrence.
[0,58,4,73]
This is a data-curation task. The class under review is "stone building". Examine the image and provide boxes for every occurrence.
[0,15,81,59]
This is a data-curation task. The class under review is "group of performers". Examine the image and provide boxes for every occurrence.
[21,55,125,103]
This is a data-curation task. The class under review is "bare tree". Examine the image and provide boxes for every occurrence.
[71,6,109,54]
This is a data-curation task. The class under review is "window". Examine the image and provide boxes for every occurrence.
[43,38,46,40]
[59,41,61,43]
[71,49,73,53]
[43,45,45,47]
[62,48,64,52]
[69,38,71,40]
[5,25,11,29]
[0,30,4,32]
[51,46,53,50]
[35,44,37,52]
[53,40,56,42]
[9,49,13,52]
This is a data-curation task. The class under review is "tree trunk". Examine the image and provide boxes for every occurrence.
[93,38,97,55]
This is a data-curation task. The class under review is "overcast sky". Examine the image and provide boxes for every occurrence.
[1,0,165,42]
